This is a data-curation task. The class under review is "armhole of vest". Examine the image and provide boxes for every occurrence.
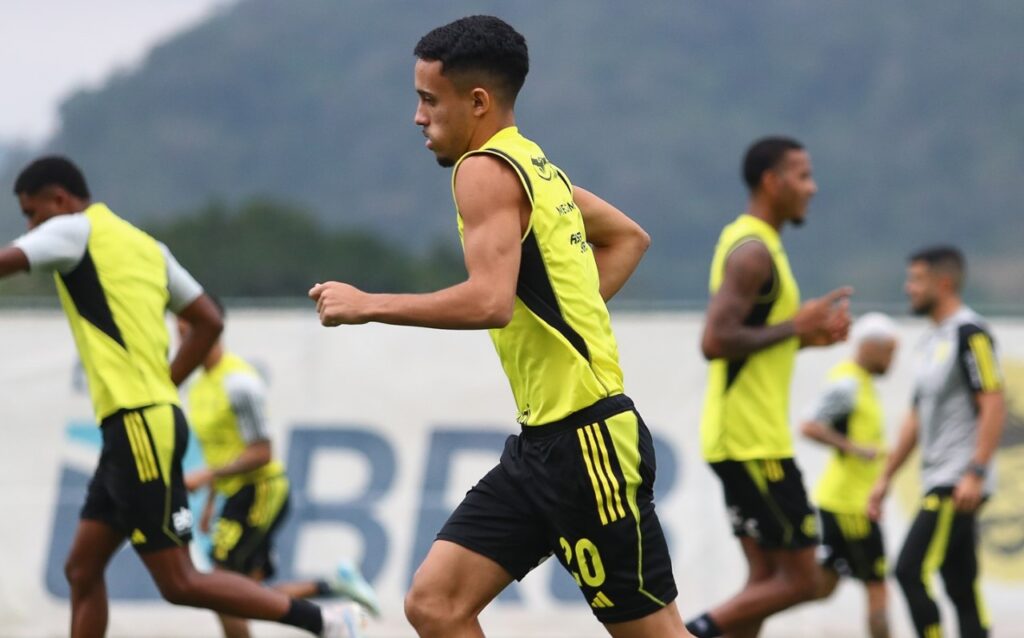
[724,235,779,302]
[454,148,535,241]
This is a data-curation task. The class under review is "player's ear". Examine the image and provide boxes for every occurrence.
[471,87,491,117]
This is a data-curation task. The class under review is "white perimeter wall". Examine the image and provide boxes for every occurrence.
[2,310,1023,638]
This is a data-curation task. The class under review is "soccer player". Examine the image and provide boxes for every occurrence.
[800,312,899,638]
[0,157,364,638]
[686,137,852,638]
[179,306,380,638]
[868,246,1005,638]
[309,15,689,638]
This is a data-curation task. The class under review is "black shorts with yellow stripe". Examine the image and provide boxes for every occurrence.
[817,508,886,582]
[82,404,193,553]
[710,458,817,550]
[211,475,291,578]
[437,395,677,624]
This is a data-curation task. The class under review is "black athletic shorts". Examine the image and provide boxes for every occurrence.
[211,475,291,578]
[82,404,193,553]
[709,458,818,550]
[817,508,886,582]
[437,395,677,624]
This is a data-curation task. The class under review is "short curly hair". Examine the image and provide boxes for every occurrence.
[414,15,529,104]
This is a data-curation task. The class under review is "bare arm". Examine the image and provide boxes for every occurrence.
[185,440,272,491]
[0,246,30,278]
[867,409,919,520]
[701,240,853,360]
[170,293,223,386]
[701,241,795,360]
[800,420,877,460]
[573,186,650,301]
[310,155,525,329]
[952,391,1006,511]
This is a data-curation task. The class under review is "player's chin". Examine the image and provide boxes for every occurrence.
[435,153,456,168]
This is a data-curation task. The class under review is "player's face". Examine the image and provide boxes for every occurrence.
[414,59,475,168]
[17,190,70,229]
[905,261,939,315]
[862,338,898,375]
[772,150,817,226]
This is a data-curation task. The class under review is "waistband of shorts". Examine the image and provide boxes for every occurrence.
[99,403,180,428]
[520,394,635,438]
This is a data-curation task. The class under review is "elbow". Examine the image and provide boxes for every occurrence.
[799,421,815,439]
[636,227,651,253]
[480,298,514,328]
[700,332,722,361]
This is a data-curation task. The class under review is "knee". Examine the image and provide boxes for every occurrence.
[404,576,469,632]
[939,570,973,601]
[893,558,922,591]
[780,564,820,605]
[64,556,101,591]
[156,571,201,606]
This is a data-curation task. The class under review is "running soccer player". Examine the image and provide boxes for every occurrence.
[801,312,899,638]
[309,15,689,638]
[687,137,852,638]
[868,246,1005,638]
[0,157,364,638]
[179,306,380,638]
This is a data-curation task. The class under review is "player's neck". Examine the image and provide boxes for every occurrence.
[929,296,962,325]
[203,344,225,370]
[467,111,516,152]
[745,200,783,231]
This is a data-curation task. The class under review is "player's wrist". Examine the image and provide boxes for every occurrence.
[965,461,987,480]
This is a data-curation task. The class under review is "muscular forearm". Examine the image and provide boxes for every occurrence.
[801,421,855,454]
[212,444,271,479]
[882,415,918,481]
[703,320,797,360]
[592,235,648,301]
[170,323,221,385]
[364,280,512,329]
[971,394,1006,466]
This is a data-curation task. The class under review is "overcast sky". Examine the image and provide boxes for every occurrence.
[0,0,232,144]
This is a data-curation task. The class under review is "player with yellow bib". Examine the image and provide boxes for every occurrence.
[801,313,899,638]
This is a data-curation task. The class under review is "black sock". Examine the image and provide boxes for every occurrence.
[314,579,334,597]
[686,612,723,638]
[279,598,323,636]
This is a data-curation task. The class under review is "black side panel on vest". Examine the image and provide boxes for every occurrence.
[59,249,126,349]
[724,267,778,390]
[517,231,590,362]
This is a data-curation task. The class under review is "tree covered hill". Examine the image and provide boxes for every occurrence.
[2,1,1021,304]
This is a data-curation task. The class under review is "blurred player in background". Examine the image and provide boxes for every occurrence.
[0,157,364,638]
[869,246,1005,638]
[310,15,690,638]
[179,301,379,638]
[688,137,852,638]
[800,312,899,638]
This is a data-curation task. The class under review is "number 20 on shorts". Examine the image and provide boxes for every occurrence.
[560,536,606,587]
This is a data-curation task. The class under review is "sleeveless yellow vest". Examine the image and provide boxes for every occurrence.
[453,127,624,425]
[701,214,800,461]
[813,360,886,513]
[186,352,285,496]
[55,203,178,421]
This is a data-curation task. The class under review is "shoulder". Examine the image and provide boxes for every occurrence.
[453,153,530,215]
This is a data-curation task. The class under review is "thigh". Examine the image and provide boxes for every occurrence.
[412,540,514,617]
[939,510,980,579]
[102,405,194,553]
[212,478,291,578]
[711,458,817,550]
[66,518,126,576]
[532,410,677,624]
[435,437,552,581]
[896,492,952,576]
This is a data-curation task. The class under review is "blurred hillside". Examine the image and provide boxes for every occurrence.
[1,0,1021,304]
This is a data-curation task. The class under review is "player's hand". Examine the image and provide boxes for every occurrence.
[850,444,879,461]
[309,281,370,327]
[795,286,853,347]
[867,477,889,521]
[953,472,984,512]
[185,468,214,492]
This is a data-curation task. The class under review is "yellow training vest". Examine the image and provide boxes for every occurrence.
[813,360,886,513]
[701,214,801,461]
[55,203,179,421]
[186,352,285,496]
[452,127,624,426]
